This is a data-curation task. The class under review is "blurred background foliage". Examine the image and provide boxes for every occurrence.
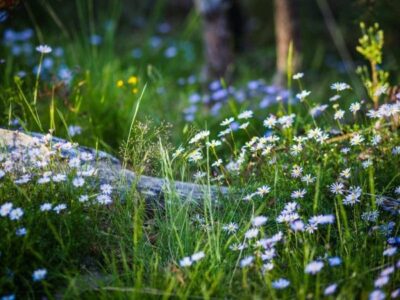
[5,0,400,71]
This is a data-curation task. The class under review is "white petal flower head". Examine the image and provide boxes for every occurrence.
[239,122,250,129]
[220,117,234,126]
[350,133,364,146]
[32,268,47,281]
[97,194,112,205]
[79,195,89,203]
[245,228,259,239]
[392,146,400,155]
[369,290,385,300]
[291,165,303,178]
[343,186,362,206]
[9,208,23,220]
[340,168,351,179]
[374,276,389,288]
[371,135,381,146]
[263,115,277,128]
[331,82,351,92]
[395,186,400,195]
[257,185,271,196]
[187,149,203,163]
[290,144,303,156]
[272,278,290,289]
[261,248,276,261]
[240,256,254,268]
[252,215,268,227]
[330,95,341,102]
[279,114,296,128]
[291,189,306,199]
[80,152,94,161]
[172,146,185,158]
[328,257,342,266]
[301,174,316,185]
[392,289,400,299]
[290,220,305,232]
[53,173,67,182]
[375,85,388,97]
[211,159,223,167]
[334,110,345,120]
[38,176,51,184]
[40,203,52,212]
[324,283,338,296]
[350,102,361,113]
[53,204,67,214]
[293,72,304,80]
[36,44,52,54]
[207,139,222,148]
[0,202,13,217]
[222,222,239,233]
[191,251,205,262]
[383,247,397,257]
[69,157,81,168]
[179,256,192,267]
[296,90,311,101]
[307,127,323,140]
[100,184,113,195]
[238,110,253,119]
[189,130,210,144]
[309,214,335,225]
[262,262,274,273]
[16,227,27,236]
[72,177,85,187]
[380,266,394,277]
[305,261,324,275]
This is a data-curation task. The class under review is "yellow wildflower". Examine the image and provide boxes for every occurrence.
[128,76,138,85]
[116,80,124,88]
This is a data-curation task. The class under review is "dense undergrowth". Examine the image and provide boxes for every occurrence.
[0,3,400,299]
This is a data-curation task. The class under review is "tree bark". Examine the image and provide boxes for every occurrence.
[196,0,235,80]
[274,0,301,86]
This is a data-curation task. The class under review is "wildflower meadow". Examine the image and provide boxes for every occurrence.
[0,1,400,299]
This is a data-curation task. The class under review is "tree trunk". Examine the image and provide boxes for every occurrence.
[196,0,235,80]
[274,0,301,86]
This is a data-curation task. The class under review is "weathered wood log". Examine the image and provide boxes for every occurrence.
[0,128,230,204]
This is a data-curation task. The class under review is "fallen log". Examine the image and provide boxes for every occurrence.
[0,128,230,204]
[1,128,399,215]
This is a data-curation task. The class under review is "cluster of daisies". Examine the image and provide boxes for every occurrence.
[0,131,118,295]
[0,133,113,244]
[174,75,400,297]
[0,132,115,210]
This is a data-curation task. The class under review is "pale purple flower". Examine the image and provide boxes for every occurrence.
[32,268,47,281]
[252,216,268,227]
[240,256,254,268]
[272,278,290,289]
[9,208,23,220]
[305,261,324,275]
[324,283,338,296]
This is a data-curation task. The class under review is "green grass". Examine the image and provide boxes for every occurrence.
[1,3,400,299]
